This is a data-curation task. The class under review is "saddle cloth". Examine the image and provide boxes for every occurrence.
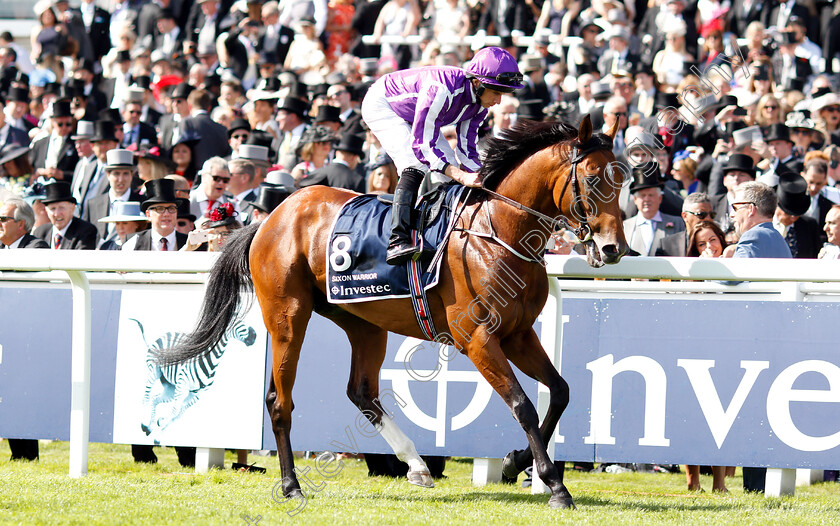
[326,184,466,303]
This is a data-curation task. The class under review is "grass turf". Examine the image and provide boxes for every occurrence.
[2,441,840,525]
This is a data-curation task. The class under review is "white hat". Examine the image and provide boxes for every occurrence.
[105,149,137,170]
[811,93,840,113]
[71,120,95,140]
[98,201,149,223]
[265,169,296,189]
[238,144,270,164]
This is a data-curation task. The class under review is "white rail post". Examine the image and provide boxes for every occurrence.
[66,270,92,478]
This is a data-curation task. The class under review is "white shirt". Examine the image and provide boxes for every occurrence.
[121,228,177,251]
[634,211,663,255]
[819,244,840,260]
[7,235,24,249]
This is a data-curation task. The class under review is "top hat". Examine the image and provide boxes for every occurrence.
[777,175,810,216]
[170,83,192,101]
[71,120,95,140]
[140,178,186,212]
[590,81,612,101]
[812,86,833,99]
[98,107,124,125]
[518,54,543,73]
[251,186,290,214]
[763,123,793,144]
[227,117,252,137]
[255,76,282,93]
[276,97,309,118]
[258,50,278,64]
[177,199,196,221]
[98,201,149,223]
[7,86,29,103]
[334,132,365,157]
[518,99,544,121]
[238,144,270,164]
[105,149,137,171]
[655,91,680,110]
[76,58,95,73]
[90,119,119,142]
[314,105,341,124]
[132,75,152,91]
[43,82,61,96]
[52,99,73,118]
[629,161,663,193]
[265,169,296,189]
[116,49,131,62]
[310,82,330,99]
[723,153,756,177]
[41,181,77,205]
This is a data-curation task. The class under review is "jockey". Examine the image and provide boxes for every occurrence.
[361,47,524,265]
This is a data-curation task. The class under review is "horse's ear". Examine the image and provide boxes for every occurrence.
[605,112,620,139]
[578,114,593,143]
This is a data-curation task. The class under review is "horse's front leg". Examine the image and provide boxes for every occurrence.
[463,327,574,509]
[499,329,570,481]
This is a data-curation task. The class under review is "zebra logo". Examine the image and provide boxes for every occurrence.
[130,318,258,443]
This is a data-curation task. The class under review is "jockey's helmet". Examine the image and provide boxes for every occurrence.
[465,47,525,94]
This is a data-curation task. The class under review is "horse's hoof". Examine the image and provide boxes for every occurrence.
[548,495,576,510]
[407,470,434,488]
[286,488,304,499]
[502,451,521,479]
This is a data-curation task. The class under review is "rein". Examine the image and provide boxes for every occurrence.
[460,141,602,262]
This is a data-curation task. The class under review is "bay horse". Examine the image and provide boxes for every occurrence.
[161,115,627,509]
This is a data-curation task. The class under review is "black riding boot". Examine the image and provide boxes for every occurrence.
[386,167,424,265]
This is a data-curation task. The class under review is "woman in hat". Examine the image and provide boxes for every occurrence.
[367,154,398,194]
[247,91,281,141]
[136,147,172,187]
[97,201,150,250]
[652,20,692,91]
[183,202,242,252]
[284,17,327,75]
[361,46,524,264]
[291,125,335,184]
[0,145,34,194]
[31,0,65,62]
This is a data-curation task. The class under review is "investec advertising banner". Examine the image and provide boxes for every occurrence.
[1,282,839,469]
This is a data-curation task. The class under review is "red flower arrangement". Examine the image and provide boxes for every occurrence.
[209,202,236,222]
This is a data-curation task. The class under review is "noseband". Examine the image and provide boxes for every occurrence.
[480,140,603,244]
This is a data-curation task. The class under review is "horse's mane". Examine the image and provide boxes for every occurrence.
[479,119,614,191]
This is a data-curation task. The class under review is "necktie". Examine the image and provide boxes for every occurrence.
[54,233,62,249]
[785,226,798,258]
[206,200,216,217]
[160,237,169,251]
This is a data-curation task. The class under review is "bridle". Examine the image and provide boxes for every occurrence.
[480,140,604,245]
[447,139,606,265]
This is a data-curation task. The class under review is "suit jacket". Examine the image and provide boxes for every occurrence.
[733,222,792,259]
[82,190,144,240]
[158,113,180,151]
[33,218,99,250]
[728,0,766,39]
[597,50,641,79]
[142,107,162,128]
[299,162,365,193]
[623,212,686,256]
[256,23,295,65]
[515,78,552,108]
[764,3,816,42]
[783,215,820,259]
[71,158,106,214]
[478,0,534,36]
[126,229,188,251]
[30,134,79,180]
[339,109,365,138]
[178,113,232,168]
[122,122,159,149]
[2,124,30,149]
[653,230,688,257]
[151,28,185,61]
[75,5,111,60]
[710,193,733,233]
[0,234,49,249]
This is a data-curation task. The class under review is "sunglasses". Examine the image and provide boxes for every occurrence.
[731,201,754,212]
[0,215,17,223]
[685,210,716,220]
[56,121,74,127]
[824,106,840,113]
[764,106,779,110]
[328,90,347,98]
[609,111,627,117]
[128,110,141,115]
[231,133,249,140]
[212,175,231,183]
[473,71,524,86]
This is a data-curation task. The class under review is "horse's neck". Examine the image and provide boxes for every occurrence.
[489,153,559,239]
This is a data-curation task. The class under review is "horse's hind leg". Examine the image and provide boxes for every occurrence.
[464,327,574,509]
[261,289,313,499]
[499,329,570,481]
[332,313,433,488]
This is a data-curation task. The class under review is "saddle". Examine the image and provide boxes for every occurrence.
[326,184,467,310]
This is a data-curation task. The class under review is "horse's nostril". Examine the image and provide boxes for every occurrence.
[602,244,619,256]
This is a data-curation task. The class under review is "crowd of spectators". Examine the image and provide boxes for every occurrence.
[2,0,840,489]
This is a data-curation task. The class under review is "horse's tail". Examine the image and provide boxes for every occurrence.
[156,221,261,366]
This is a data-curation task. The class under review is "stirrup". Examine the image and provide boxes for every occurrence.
[386,242,421,265]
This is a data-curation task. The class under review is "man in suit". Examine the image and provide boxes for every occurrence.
[256,1,295,66]
[82,149,143,243]
[189,157,236,220]
[654,193,715,257]
[712,153,758,233]
[0,197,48,249]
[327,84,364,137]
[121,98,158,149]
[179,88,231,168]
[299,132,366,193]
[5,86,35,133]
[760,123,801,187]
[150,9,183,61]
[275,97,310,171]
[76,120,121,217]
[34,182,99,249]
[30,100,78,183]
[597,26,639,79]
[122,179,189,251]
[69,121,98,211]
[728,0,765,38]
[801,158,838,243]
[0,98,29,149]
[76,0,111,61]
[0,196,47,458]
[773,175,819,258]
[158,83,193,151]
[515,55,551,109]
[227,158,260,208]
[624,161,686,256]
[819,205,840,259]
